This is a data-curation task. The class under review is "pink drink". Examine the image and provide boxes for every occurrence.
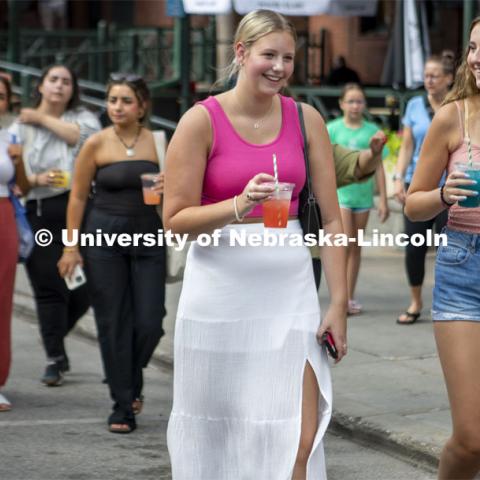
[261,182,295,228]
[140,173,161,205]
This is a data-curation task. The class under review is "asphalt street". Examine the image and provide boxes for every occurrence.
[1,313,436,480]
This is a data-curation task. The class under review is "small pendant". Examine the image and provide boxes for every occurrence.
[126,148,135,157]
[253,122,260,129]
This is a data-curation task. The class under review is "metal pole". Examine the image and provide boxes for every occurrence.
[463,0,475,47]
[7,0,20,64]
[178,14,191,115]
[97,20,108,83]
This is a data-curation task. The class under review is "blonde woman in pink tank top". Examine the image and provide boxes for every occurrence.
[405,17,480,480]
[163,9,347,480]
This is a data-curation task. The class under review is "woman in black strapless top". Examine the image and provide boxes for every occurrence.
[58,74,166,434]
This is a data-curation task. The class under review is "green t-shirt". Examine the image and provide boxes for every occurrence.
[327,118,383,208]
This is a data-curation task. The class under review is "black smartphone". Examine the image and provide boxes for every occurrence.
[322,332,338,359]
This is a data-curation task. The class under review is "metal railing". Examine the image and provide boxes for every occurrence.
[290,86,419,129]
[0,60,177,134]
[0,24,217,86]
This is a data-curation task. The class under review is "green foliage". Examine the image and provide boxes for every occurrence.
[383,129,402,172]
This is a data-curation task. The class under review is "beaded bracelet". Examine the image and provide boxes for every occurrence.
[233,195,244,222]
[440,185,455,207]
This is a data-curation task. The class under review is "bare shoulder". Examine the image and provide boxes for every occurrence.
[433,101,463,150]
[436,101,460,127]
[175,104,211,137]
[81,129,103,149]
[299,102,325,128]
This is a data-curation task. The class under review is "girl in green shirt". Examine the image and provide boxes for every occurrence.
[327,83,389,315]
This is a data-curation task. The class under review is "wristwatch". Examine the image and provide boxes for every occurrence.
[392,173,404,181]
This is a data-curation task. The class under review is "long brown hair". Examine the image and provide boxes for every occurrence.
[0,76,13,112]
[444,17,480,104]
[34,64,80,110]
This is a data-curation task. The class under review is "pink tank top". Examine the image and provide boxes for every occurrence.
[198,95,306,217]
[447,101,480,233]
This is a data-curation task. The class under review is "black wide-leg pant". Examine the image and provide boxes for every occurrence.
[26,193,90,361]
[84,209,166,418]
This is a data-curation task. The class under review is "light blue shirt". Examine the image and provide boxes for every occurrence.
[402,95,431,184]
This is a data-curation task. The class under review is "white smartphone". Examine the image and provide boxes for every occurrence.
[65,264,87,290]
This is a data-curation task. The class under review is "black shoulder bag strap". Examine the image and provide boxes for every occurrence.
[296,102,322,232]
[296,102,314,202]
[423,94,434,121]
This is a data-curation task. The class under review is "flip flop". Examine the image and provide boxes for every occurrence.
[0,393,12,412]
[396,311,421,325]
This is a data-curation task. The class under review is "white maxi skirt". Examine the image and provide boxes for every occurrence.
[167,221,332,480]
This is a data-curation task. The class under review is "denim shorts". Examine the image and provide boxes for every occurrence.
[432,228,480,321]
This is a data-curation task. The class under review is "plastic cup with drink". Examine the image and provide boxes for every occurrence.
[456,162,480,208]
[47,169,71,189]
[140,173,161,205]
[262,182,295,228]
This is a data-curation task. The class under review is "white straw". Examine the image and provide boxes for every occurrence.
[273,154,279,191]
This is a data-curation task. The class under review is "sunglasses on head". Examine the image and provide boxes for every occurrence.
[109,72,143,83]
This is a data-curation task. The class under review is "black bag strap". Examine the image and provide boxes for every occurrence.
[296,102,315,205]
[423,94,434,121]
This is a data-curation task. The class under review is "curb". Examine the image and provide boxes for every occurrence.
[329,412,439,474]
[13,295,174,369]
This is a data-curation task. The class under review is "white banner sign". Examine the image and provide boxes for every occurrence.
[183,0,232,14]
[327,0,377,17]
[403,0,424,88]
[183,0,377,16]
[233,0,330,16]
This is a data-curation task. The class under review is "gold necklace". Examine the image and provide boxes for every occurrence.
[113,125,142,157]
[234,93,275,129]
[252,100,275,129]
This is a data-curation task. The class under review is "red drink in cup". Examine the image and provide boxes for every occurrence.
[262,182,295,228]
[140,173,161,205]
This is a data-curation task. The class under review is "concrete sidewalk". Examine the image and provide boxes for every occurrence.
[13,241,448,471]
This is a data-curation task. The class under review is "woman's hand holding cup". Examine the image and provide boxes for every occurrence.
[443,164,478,206]
[152,172,165,196]
[237,173,276,216]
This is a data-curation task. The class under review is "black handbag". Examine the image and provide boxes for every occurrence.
[296,102,322,239]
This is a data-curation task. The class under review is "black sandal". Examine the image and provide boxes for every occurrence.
[108,409,136,434]
[396,311,421,325]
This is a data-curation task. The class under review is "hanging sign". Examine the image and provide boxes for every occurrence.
[182,0,232,14]
[183,0,377,16]
[233,0,330,16]
[327,0,377,17]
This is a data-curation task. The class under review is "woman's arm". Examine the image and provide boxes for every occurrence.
[6,144,30,195]
[19,108,80,146]
[13,153,30,195]
[356,130,387,179]
[375,162,389,223]
[163,105,274,237]
[405,103,471,221]
[302,103,348,361]
[393,126,414,204]
[57,134,99,278]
